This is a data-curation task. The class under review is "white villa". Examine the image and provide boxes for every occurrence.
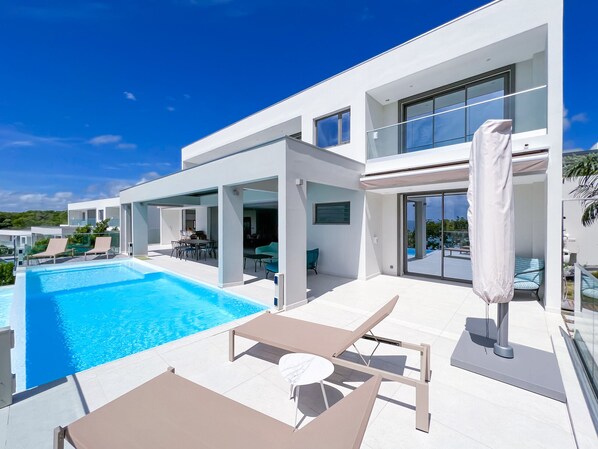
[77,0,561,312]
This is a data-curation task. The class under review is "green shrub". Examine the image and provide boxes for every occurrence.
[32,237,50,254]
[0,262,14,285]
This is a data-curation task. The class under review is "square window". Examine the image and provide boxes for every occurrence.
[315,109,350,148]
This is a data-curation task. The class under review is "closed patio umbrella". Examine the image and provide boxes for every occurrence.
[467,119,515,358]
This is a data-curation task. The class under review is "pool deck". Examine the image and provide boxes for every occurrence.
[1,248,596,448]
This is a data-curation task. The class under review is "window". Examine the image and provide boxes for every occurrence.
[315,109,350,148]
[314,202,350,225]
[401,70,510,152]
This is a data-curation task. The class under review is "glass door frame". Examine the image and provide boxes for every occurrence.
[402,189,471,284]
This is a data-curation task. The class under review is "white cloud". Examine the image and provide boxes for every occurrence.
[0,125,73,149]
[571,112,589,124]
[116,143,137,150]
[88,134,122,145]
[183,93,191,100]
[123,91,137,101]
[166,106,175,112]
[0,189,75,211]
[136,171,161,184]
[564,107,589,131]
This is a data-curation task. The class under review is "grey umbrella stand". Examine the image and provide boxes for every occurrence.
[493,302,514,358]
[451,120,564,402]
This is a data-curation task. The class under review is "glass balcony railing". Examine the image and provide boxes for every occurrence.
[69,219,97,226]
[574,264,598,397]
[108,218,120,228]
[367,85,547,160]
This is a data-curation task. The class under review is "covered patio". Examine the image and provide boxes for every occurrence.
[119,137,364,309]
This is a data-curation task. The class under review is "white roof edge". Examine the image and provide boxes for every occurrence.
[182,0,503,154]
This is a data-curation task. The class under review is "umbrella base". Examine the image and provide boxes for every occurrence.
[493,342,514,358]
[450,327,566,402]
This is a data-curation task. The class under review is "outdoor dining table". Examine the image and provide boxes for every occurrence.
[176,239,213,260]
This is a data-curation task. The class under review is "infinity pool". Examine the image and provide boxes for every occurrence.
[0,287,12,327]
[24,261,266,388]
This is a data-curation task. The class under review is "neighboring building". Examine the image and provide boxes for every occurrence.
[67,197,121,228]
[563,149,598,268]
[71,0,561,311]
[0,230,32,249]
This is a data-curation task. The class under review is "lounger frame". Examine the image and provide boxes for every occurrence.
[229,314,431,433]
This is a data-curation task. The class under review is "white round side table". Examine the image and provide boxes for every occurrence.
[278,352,335,428]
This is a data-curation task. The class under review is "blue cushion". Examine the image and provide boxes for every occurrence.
[514,256,544,289]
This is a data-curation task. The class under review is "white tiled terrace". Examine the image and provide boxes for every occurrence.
[0,249,594,449]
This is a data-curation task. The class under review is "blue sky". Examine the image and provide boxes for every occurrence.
[1,0,595,212]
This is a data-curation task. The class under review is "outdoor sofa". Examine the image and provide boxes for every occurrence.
[229,295,431,432]
[265,248,319,278]
[255,242,278,259]
[54,367,381,449]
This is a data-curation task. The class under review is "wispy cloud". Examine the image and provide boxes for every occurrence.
[361,6,374,21]
[116,143,137,150]
[183,93,191,100]
[0,125,74,149]
[564,107,590,131]
[166,106,176,112]
[88,134,122,145]
[123,91,137,101]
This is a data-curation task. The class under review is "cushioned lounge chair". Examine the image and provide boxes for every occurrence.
[265,248,319,278]
[514,256,545,300]
[27,238,72,265]
[84,237,113,260]
[230,295,431,432]
[54,368,381,449]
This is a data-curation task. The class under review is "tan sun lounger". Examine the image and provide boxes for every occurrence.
[55,368,381,449]
[84,236,113,260]
[27,238,72,265]
[230,295,431,432]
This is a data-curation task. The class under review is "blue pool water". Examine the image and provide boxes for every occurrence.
[0,287,13,327]
[406,248,434,257]
[25,262,266,388]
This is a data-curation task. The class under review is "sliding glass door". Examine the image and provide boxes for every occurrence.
[405,192,472,282]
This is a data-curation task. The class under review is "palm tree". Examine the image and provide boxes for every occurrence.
[564,152,598,226]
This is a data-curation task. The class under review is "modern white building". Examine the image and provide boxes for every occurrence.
[105,0,562,311]
[67,197,121,228]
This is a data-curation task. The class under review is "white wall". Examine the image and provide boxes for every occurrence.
[306,183,363,278]
[195,207,209,235]
[362,192,384,279]
[148,205,161,244]
[514,182,546,258]
[381,194,399,275]
[160,209,182,245]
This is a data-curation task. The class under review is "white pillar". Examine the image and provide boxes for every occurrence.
[218,185,244,288]
[131,202,148,256]
[120,204,131,254]
[544,1,564,312]
[278,176,307,309]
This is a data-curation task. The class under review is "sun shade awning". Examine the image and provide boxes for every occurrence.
[360,149,548,189]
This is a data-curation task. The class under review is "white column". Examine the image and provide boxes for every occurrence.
[120,204,131,254]
[278,176,307,309]
[218,185,244,288]
[131,202,148,256]
[544,2,564,312]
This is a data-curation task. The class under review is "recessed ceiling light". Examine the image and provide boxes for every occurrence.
[409,84,413,88]
[486,57,491,62]
[385,99,390,102]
